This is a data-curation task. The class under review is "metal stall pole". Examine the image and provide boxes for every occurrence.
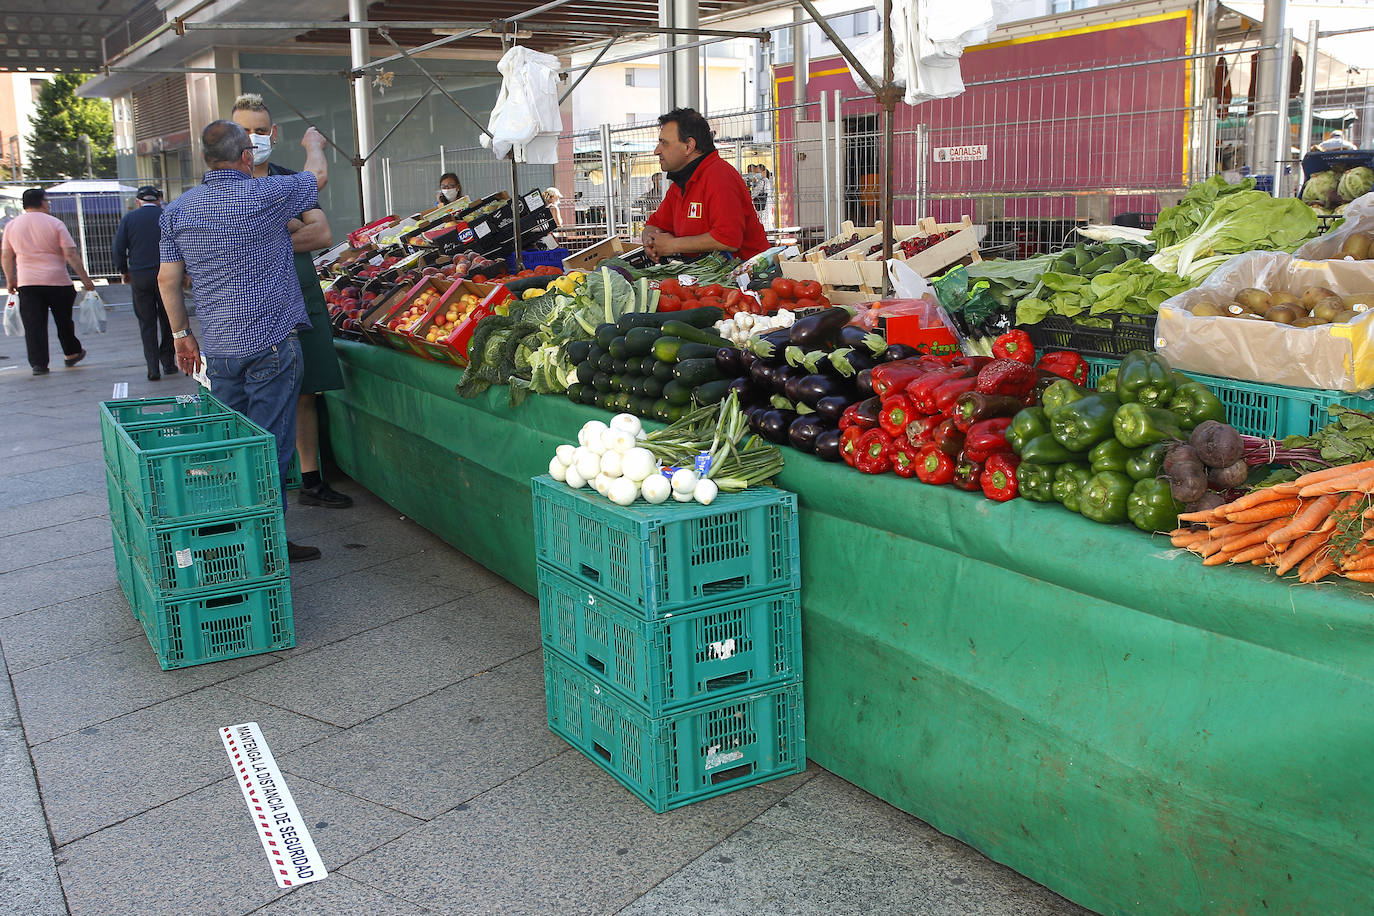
[509,153,524,273]
[439,144,446,176]
[914,124,929,223]
[880,0,896,292]
[600,122,615,238]
[819,92,833,238]
[832,89,844,232]
[1273,27,1294,197]
[1298,21,1318,160]
[74,194,89,270]
[349,0,377,221]
[383,157,393,215]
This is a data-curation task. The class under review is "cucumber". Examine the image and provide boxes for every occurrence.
[677,342,720,361]
[597,351,616,372]
[652,360,675,382]
[616,312,666,332]
[609,358,628,375]
[592,372,612,392]
[594,323,618,350]
[654,337,723,364]
[615,306,723,331]
[671,306,726,328]
[566,382,585,403]
[625,326,663,356]
[692,378,733,405]
[660,320,729,348]
[608,336,629,360]
[575,361,596,386]
[566,339,592,364]
[666,403,687,423]
[651,337,686,363]
[672,358,723,387]
[663,380,692,405]
[642,376,664,398]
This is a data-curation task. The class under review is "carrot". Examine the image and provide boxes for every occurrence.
[1292,459,1374,488]
[1171,531,1212,549]
[1275,529,1332,576]
[1267,494,1342,544]
[1207,521,1257,540]
[1301,551,1338,583]
[1298,468,1374,498]
[1219,518,1289,553]
[1230,543,1276,564]
[1209,484,1299,517]
[1225,498,1301,523]
[1177,509,1224,524]
[1203,547,1246,566]
[1341,570,1374,582]
[1340,553,1374,572]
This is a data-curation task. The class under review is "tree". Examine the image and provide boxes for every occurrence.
[26,73,115,180]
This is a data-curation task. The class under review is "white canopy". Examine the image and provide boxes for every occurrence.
[45,179,139,195]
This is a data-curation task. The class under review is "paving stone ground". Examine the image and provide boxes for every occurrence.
[0,293,1093,915]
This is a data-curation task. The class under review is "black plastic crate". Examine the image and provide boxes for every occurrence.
[1021,312,1157,360]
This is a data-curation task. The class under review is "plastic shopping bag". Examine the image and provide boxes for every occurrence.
[76,289,106,335]
[2,295,20,337]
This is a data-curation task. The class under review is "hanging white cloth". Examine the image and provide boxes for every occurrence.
[483,46,562,164]
[850,0,1012,104]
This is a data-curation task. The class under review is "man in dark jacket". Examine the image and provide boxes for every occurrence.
[113,186,176,380]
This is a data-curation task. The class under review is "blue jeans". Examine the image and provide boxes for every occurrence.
[206,334,302,511]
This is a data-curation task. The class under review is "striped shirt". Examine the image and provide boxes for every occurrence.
[159,169,318,357]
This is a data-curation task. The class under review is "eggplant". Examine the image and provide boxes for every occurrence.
[814,428,844,462]
[855,368,874,398]
[749,358,778,389]
[881,344,923,362]
[750,328,794,363]
[780,368,810,402]
[715,346,744,377]
[854,396,881,428]
[757,409,798,444]
[727,376,758,404]
[745,405,767,433]
[789,307,854,350]
[787,415,830,454]
[796,373,844,407]
[813,395,851,424]
[839,324,888,354]
[738,349,758,371]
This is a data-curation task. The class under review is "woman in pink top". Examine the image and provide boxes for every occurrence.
[1,188,97,374]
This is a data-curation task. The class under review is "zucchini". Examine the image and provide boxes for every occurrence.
[597,351,616,372]
[666,403,687,423]
[594,391,613,410]
[574,361,596,386]
[692,378,733,405]
[615,305,723,331]
[652,398,672,421]
[677,342,720,361]
[612,392,631,412]
[566,382,585,403]
[663,380,692,405]
[616,312,666,332]
[592,372,612,392]
[642,376,664,398]
[625,326,662,356]
[622,356,642,375]
[652,360,675,382]
[594,323,619,350]
[672,358,723,386]
[654,337,723,364]
[608,336,629,360]
[580,386,599,406]
[565,339,592,364]
[631,395,654,416]
[660,320,729,348]
[670,306,725,327]
[609,358,628,375]
[610,374,625,391]
[652,337,686,363]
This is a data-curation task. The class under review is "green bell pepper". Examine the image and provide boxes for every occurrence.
[1041,379,1089,417]
[1021,433,1086,465]
[1126,442,1170,481]
[1088,438,1141,474]
[1007,407,1050,454]
[1128,477,1185,532]
[1096,366,1119,394]
[1018,462,1059,502]
[1080,471,1135,524]
[1052,463,1093,512]
[1050,392,1121,452]
[1116,350,1176,407]
[1114,402,1184,448]
[1169,381,1227,431]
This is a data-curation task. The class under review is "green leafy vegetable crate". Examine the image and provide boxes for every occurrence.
[530,476,799,618]
[544,651,804,813]
[537,562,802,716]
[1085,357,1373,439]
[1024,313,1156,360]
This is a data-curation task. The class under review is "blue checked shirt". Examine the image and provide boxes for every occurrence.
[159,169,319,358]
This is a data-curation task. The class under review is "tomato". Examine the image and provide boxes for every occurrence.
[658,294,682,311]
[699,297,722,310]
[680,298,702,311]
[794,298,818,311]
[760,289,780,311]
[659,278,681,297]
[795,280,822,300]
[699,283,725,300]
[770,277,796,298]
[724,289,743,309]
[816,295,831,309]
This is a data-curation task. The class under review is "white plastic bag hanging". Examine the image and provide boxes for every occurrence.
[2,294,20,336]
[482,46,562,164]
[76,289,106,335]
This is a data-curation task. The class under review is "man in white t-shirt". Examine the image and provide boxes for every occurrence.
[1314,130,1357,152]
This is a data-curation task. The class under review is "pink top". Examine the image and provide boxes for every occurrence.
[2,211,76,287]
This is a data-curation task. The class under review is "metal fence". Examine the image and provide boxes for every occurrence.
[383,146,555,225]
[45,192,128,280]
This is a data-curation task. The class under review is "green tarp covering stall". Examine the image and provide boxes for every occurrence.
[326,340,1374,916]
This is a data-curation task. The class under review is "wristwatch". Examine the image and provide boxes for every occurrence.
[172,329,191,340]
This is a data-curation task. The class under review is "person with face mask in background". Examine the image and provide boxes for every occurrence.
[437,173,462,206]
[230,93,353,512]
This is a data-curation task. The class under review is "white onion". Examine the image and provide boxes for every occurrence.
[598,450,623,478]
[609,413,642,437]
[548,457,567,482]
[672,489,694,502]
[621,448,657,482]
[555,444,577,467]
[670,468,699,494]
[564,466,586,488]
[602,428,636,453]
[608,476,639,506]
[640,474,671,504]
[578,420,608,449]
[693,478,719,505]
[575,450,602,481]
[593,472,614,496]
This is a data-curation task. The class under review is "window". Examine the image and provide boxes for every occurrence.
[30,79,44,103]
[624,68,660,88]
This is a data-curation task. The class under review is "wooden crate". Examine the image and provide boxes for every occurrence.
[562,236,641,273]
[825,218,981,290]
[779,221,877,283]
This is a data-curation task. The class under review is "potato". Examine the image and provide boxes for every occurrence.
[1341,232,1372,260]
[1235,288,1272,313]
[1303,286,1340,309]
[1265,305,1299,324]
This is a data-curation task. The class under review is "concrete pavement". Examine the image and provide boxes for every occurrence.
[0,295,1093,915]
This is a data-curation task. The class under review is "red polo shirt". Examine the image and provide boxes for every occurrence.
[646,151,769,260]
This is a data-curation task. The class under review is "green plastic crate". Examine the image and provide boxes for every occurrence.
[112,529,134,604]
[544,652,804,813]
[127,561,294,670]
[121,503,288,592]
[1084,357,1373,439]
[531,476,799,618]
[538,563,802,716]
[100,394,234,471]
[284,451,302,490]
[110,414,280,525]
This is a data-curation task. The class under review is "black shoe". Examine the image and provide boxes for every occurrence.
[163,363,178,376]
[148,371,161,381]
[287,541,322,562]
[32,367,49,375]
[298,481,354,509]
[64,349,86,367]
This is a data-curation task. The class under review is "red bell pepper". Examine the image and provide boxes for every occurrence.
[871,359,945,399]
[964,416,1014,463]
[951,453,984,492]
[932,376,979,416]
[915,443,955,486]
[992,330,1036,365]
[951,355,994,373]
[952,391,1024,432]
[906,368,969,414]
[1037,351,1089,386]
[840,426,864,467]
[878,394,916,438]
[838,402,864,431]
[905,415,941,448]
[932,418,966,456]
[891,441,921,478]
[980,452,1021,502]
[855,429,894,474]
[975,358,1037,398]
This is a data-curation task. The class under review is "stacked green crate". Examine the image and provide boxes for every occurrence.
[100,394,296,670]
[531,475,805,812]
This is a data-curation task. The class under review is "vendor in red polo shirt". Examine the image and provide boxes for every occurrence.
[642,108,769,263]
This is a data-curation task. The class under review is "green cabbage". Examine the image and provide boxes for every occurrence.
[1338,166,1373,203]
[1302,170,1340,206]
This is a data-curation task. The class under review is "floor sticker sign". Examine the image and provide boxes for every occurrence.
[221,722,328,888]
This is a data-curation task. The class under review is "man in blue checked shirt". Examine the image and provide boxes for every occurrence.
[158,119,329,562]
